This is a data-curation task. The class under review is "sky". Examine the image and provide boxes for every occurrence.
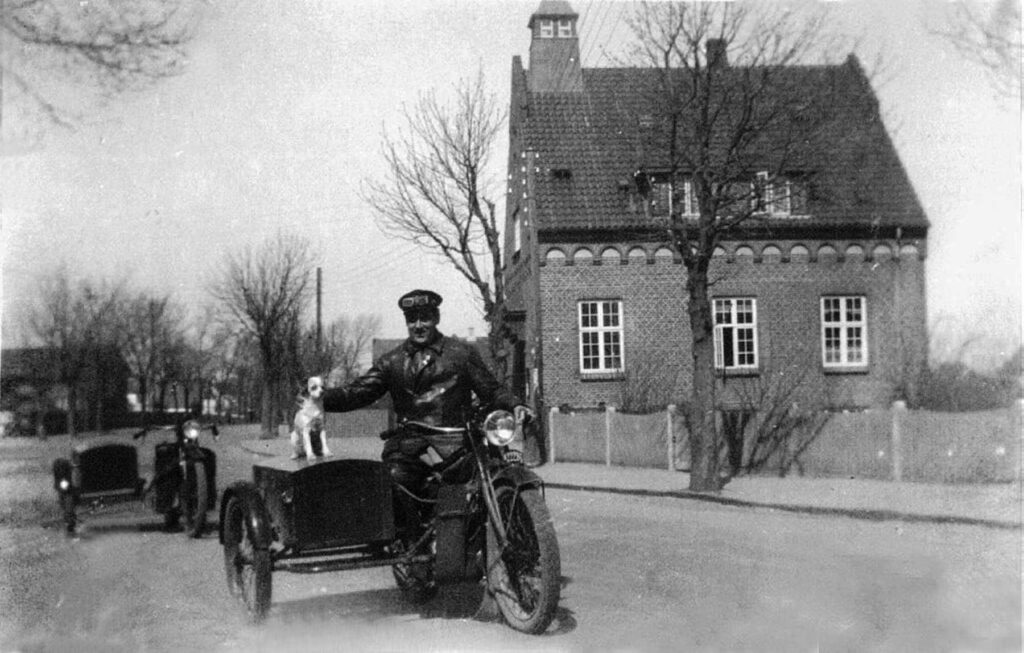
[1,0,1020,369]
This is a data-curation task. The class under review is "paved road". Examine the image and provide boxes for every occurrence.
[1,431,1019,652]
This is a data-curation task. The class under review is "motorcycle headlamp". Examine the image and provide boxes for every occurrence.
[483,410,517,447]
[58,478,70,491]
[183,420,201,441]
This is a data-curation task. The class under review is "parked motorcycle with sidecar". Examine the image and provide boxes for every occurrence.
[219,408,561,634]
[52,419,218,536]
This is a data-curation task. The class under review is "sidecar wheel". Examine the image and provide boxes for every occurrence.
[223,496,272,623]
[182,462,208,538]
[486,486,561,634]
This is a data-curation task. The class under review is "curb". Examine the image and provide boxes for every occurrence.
[545,482,1022,531]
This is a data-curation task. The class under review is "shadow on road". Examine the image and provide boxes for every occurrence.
[271,581,487,624]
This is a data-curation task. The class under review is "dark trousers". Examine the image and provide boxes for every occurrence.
[382,435,432,538]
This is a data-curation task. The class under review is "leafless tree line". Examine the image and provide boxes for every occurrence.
[17,233,381,437]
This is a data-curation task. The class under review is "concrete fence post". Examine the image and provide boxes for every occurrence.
[605,406,615,467]
[548,406,559,465]
[891,400,907,481]
[667,404,677,471]
[1017,399,1024,483]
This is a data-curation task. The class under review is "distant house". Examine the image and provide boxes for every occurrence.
[1,346,130,434]
[503,2,929,418]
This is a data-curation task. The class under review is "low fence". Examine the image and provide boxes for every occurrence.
[547,402,1022,483]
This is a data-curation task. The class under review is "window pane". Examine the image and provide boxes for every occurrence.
[715,300,731,325]
[604,332,622,369]
[737,327,755,365]
[722,327,734,366]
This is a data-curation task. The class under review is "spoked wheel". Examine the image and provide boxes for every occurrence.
[182,462,208,538]
[222,496,272,623]
[486,486,561,634]
[390,537,438,604]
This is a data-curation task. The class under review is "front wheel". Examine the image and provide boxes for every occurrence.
[182,462,208,538]
[486,486,561,634]
[222,496,272,623]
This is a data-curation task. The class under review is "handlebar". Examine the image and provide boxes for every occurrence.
[131,420,220,441]
[402,421,467,435]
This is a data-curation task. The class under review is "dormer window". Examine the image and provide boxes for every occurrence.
[558,19,573,37]
[539,19,554,38]
[752,171,809,217]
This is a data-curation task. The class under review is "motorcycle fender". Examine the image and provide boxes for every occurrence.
[491,464,544,494]
[433,484,471,584]
[218,481,273,549]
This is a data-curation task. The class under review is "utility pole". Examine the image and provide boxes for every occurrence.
[316,267,322,357]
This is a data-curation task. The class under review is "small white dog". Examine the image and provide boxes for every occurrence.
[289,376,331,460]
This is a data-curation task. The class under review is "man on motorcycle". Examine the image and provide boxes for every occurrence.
[321,289,531,535]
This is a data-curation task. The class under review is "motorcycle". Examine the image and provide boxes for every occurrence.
[219,408,561,634]
[53,419,218,537]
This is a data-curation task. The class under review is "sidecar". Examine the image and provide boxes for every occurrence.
[220,457,473,623]
[52,431,217,535]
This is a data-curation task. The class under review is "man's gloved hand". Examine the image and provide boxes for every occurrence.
[513,404,536,425]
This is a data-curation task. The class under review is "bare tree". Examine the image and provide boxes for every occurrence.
[361,70,512,380]
[118,290,184,419]
[1,0,205,133]
[930,0,1022,99]
[209,232,317,438]
[23,264,124,435]
[625,1,846,490]
[299,313,382,384]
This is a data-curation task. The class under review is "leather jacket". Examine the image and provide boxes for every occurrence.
[322,333,517,427]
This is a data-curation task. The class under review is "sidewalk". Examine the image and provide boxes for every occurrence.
[238,437,1021,530]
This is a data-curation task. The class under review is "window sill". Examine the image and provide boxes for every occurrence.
[822,366,870,375]
[716,368,760,378]
[579,371,626,382]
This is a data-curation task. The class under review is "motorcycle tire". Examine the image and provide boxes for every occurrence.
[222,496,272,623]
[182,462,208,538]
[486,486,561,635]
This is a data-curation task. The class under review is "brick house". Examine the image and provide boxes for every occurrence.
[503,1,929,421]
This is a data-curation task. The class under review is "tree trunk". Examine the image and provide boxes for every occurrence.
[260,378,276,439]
[686,270,722,492]
[66,384,78,438]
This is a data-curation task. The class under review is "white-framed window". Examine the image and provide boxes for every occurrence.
[714,298,758,370]
[753,171,808,216]
[679,178,699,216]
[578,300,624,373]
[755,171,772,213]
[539,19,554,38]
[821,296,868,368]
[649,175,699,217]
[557,19,573,37]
